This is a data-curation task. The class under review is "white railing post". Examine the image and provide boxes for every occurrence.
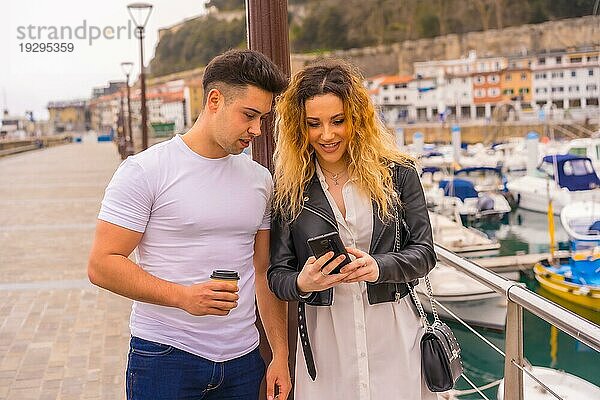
[503,297,524,400]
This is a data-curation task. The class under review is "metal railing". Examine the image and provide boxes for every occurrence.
[434,244,600,400]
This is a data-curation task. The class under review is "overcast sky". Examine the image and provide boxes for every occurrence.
[2,0,209,120]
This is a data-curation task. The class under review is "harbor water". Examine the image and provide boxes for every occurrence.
[448,208,600,399]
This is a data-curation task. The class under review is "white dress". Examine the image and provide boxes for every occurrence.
[294,165,438,400]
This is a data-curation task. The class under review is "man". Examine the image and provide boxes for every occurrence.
[88,49,290,400]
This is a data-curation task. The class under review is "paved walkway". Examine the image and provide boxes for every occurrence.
[0,137,131,399]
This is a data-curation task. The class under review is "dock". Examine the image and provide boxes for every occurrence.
[474,250,571,273]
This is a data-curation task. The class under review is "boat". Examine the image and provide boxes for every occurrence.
[533,251,600,311]
[506,154,600,214]
[559,137,600,178]
[429,212,500,256]
[416,263,507,331]
[560,201,600,242]
[497,366,600,399]
[423,166,512,223]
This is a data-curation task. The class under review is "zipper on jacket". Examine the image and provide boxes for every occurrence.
[302,204,338,229]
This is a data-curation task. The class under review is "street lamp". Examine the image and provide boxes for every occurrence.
[121,61,134,154]
[127,2,153,151]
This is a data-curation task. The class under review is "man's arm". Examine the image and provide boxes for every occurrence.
[254,229,292,400]
[87,220,238,316]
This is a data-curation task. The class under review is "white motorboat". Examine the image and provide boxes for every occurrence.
[429,212,500,256]
[497,366,600,399]
[416,263,507,330]
[506,154,600,214]
[559,138,600,177]
[560,201,600,242]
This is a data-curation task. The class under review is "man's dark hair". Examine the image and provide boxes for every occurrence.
[202,49,288,105]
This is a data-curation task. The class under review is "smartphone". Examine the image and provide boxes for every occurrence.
[306,232,350,274]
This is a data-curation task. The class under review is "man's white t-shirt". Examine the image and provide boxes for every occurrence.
[98,134,273,362]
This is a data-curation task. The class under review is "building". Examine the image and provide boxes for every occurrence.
[501,55,533,110]
[531,48,600,119]
[47,99,88,134]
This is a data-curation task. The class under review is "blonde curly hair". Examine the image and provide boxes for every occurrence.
[273,60,413,221]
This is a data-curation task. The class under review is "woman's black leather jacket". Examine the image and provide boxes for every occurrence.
[268,162,436,306]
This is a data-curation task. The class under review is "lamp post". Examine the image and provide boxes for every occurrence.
[121,61,134,154]
[127,2,153,150]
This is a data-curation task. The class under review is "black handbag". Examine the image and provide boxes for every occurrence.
[407,278,463,392]
[393,207,463,392]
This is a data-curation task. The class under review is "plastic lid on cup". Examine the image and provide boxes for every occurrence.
[210,270,240,280]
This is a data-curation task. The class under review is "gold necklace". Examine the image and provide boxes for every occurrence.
[321,165,348,186]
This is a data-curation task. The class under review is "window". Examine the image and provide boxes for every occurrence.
[475,89,485,98]
[588,56,599,62]
[519,88,530,94]
[570,57,582,63]
[556,56,562,64]
[535,73,547,79]
[589,69,595,77]
[587,84,598,91]
[383,96,389,102]
[521,73,527,80]
[568,85,580,92]
[551,87,564,93]
[569,99,581,108]
[395,95,401,101]
[488,88,500,97]
[551,72,564,78]
[382,85,389,91]
[488,75,499,83]
[538,57,546,65]
[563,159,594,176]
[587,97,599,106]
[503,89,514,95]
[571,70,576,77]
[505,74,512,81]
[475,76,485,84]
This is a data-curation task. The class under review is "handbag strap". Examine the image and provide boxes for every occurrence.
[392,173,440,331]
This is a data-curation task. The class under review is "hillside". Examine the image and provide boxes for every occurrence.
[148,0,597,77]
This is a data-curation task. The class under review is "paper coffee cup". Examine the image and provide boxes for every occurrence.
[210,270,240,290]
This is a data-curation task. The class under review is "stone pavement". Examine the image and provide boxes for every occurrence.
[0,137,131,399]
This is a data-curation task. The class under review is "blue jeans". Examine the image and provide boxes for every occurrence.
[126,336,265,400]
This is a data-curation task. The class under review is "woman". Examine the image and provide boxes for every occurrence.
[267,61,437,399]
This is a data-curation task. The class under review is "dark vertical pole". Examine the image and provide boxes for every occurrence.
[246,1,296,399]
[126,73,134,149]
[246,0,291,172]
[139,26,148,150]
[119,91,127,159]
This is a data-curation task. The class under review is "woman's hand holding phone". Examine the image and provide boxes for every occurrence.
[297,252,354,294]
[341,247,379,283]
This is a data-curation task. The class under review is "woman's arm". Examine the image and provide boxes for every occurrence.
[370,165,436,283]
[268,213,308,302]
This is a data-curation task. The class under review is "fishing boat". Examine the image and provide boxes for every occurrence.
[506,154,600,215]
[497,366,600,400]
[533,251,600,311]
[560,201,600,242]
[416,263,507,331]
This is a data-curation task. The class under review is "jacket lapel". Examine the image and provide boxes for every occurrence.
[304,175,337,225]
[369,201,386,253]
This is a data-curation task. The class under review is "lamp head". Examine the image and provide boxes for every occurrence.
[127,3,153,28]
[121,62,134,76]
